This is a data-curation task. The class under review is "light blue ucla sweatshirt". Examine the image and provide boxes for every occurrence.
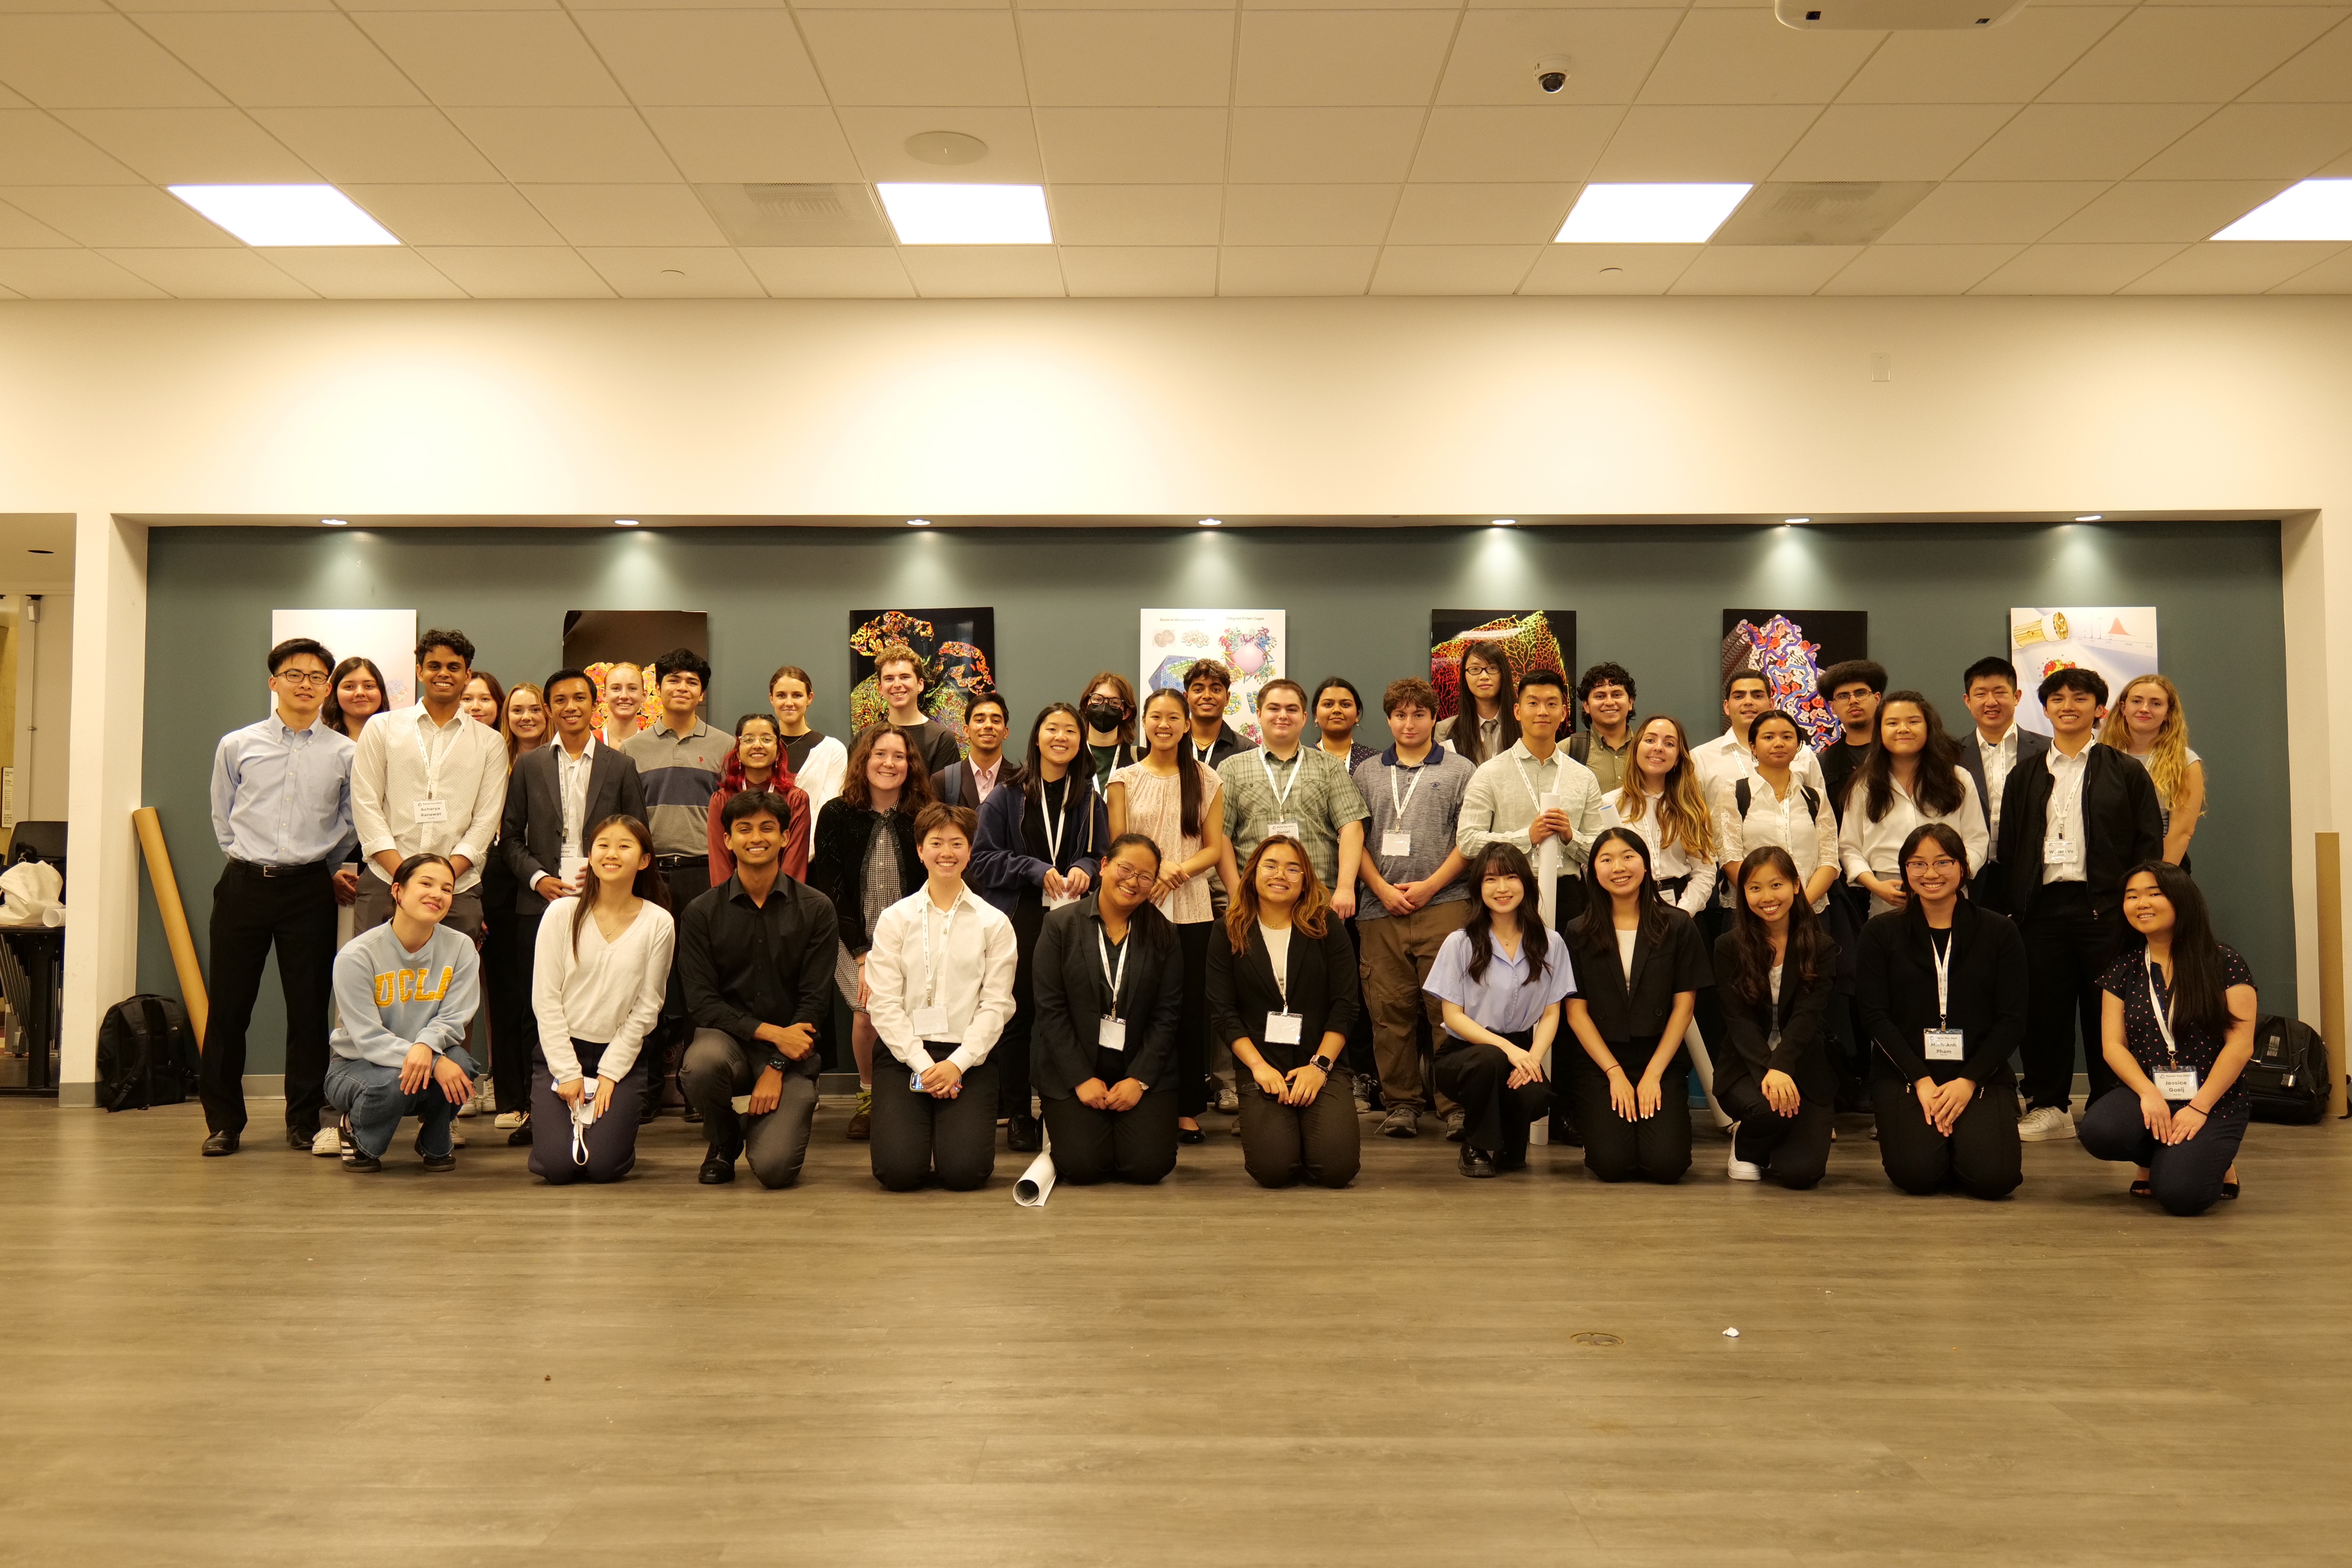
[329,922,481,1069]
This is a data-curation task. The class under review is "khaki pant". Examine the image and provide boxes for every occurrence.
[1357,900,1471,1116]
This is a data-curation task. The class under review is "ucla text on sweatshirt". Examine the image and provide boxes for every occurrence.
[329,921,483,1069]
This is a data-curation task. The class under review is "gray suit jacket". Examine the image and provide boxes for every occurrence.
[499,742,647,914]
[1956,725,2051,860]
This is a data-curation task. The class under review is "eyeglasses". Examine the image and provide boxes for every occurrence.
[1108,863,1156,886]
[275,671,329,687]
[1902,857,1962,875]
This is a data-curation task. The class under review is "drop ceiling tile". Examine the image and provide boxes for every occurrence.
[738,243,916,295]
[344,181,563,243]
[561,0,770,9]
[99,245,314,296]
[1837,9,2126,104]
[1234,12,1458,107]
[1875,179,2107,241]
[1060,243,1217,294]
[1036,107,1227,181]
[250,107,501,180]
[2328,146,2352,171]
[2269,247,2352,290]
[898,243,1065,295]
[1,182,234,244]
[1368,241,1539,292]
[2121,237,2344,290]
[1019,11,1234,106]
[578,243,763,294]
[1049,182,1223,243]
[53,109,317,181]
[249,245,468,296]
[1229,107,1425,180]
[2135,102,2352,176]
[795,11,1029,106]
[1409,105,1621,181]
[1635,11,1879,106]
[2040,7,2338,102]
[132,14,424,107]
[0,112,140,183]
[352,14,626,107]
[1022,0,1227,11]
[1223,181,1397,242]
[1770,104,2016,181]
[446,107,681,181]
[0,0,109,12]
[1667,242,1859,292]
[0,16,225,108]
[2242,15,2352,100]
[836,107,1044,180]
[1387,180,1572,242]
[519,181,724,244]
[1968,240,2182,291]
[415,244,616,296]
[0,198,70,244]
[572,12,829,106]
[1216,243,1375,293]
[1817,241,2022,292]
[124,0,350,10]
[1590,105,1818,180]
[1950,103,2214,180]
[2042,177,2290,240]
[1435,9,1679,106]
[644,107,862,181]
[0,246,165,296]
[1517,240,1697,292]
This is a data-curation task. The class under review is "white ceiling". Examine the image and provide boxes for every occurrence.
[0,0,2346,300]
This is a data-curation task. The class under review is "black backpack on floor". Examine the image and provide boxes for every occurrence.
[2242,1014,2329,1125]
[96,995,199,1112]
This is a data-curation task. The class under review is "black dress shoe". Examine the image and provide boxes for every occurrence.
[640,1095,662,1125]
[1007,1115,1042,1153]
[683,1106,703,1124]
[201,1130,239,1157]
[507,1117,533,1147]
[699,1148,737,1184]
[1460,1145,1499,1178]
[285,1125,314,1150]
[1494,1149,1527,1174]
[1177,1125,1206,1145]
[414,1130,457,1173]
[341,1142,382,1172]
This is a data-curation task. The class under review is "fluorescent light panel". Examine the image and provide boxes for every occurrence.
[169,185,397,247]
[1556,183,1752,245]
[877,183,1051,245]
[2213,180,2352,242]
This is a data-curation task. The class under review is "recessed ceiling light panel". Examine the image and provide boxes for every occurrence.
[1198,517,1223,527]
[877,183,1051,245]
[2213,180,2352,242]
[1556,183,1751,244]
[2075,514,2103,521]
[168,185,398,247]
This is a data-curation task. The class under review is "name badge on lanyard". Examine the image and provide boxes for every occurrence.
[913,900,957,1040]
[1924,934,1964,1060]
[1042,792,1078,909]
[1097,927,1129,1050]
[2147,965,2200,1102]
[1261,750,1303,847]
[2043,835,2078,864]
[1264,937,1302,1044]
[412,714,452,825]
[413,798,449,824]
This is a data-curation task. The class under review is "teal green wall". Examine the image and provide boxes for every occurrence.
[140,520,2292,1069]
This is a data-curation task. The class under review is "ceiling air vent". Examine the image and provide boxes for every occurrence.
[1710,182,1935,246]
[695,183,893,247]
[1777,0,2027,26]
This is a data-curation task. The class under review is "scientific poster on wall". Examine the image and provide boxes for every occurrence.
[270,608,416,716]
[1720,609,1868,751]
[848,607,997,746]
[562,610,710,733]
[1429,611,1578,724]
[2009,606,2158,736]
[1141,608,1285,743]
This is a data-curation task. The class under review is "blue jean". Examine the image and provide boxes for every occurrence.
[325,1047,481,1160]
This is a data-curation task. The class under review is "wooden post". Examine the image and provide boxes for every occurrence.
[2320,832,2345,1119]
[132,807,207,1047]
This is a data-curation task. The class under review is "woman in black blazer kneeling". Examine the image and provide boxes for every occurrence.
[1209,835,1362,1189]
[1855,822,2025,1199]
[1030,832,1185,1185]
[1713,845,1838,1189]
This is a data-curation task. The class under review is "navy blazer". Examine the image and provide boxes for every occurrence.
[968,774,1108,919]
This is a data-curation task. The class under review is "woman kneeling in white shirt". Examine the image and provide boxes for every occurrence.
[530,814,675,1184]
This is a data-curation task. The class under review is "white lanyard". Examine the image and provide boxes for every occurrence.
[1041,784,1067,867]
[413,710,453,800]
[1387,760,1425,826]
[1259,749,1301,813]
[2147,963,2179,1062]
[920,897,959,1008]
[1096,925,1129,1020]
[1190,738,1218,766]
[1930,930,1952,1028]
[1508,752,1553,813]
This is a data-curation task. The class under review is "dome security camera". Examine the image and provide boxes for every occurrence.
[1534,54,1573,93]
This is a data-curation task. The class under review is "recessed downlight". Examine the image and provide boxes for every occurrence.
[1784,516,1810,523]
[321,517,348,526]
[906,517,932,527]
[2075,514,2103,522]
[1492,517,1517,526]
[614,517,640,526]
[1198,517,1223,527]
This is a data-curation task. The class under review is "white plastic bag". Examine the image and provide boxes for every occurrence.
[0,860,64,927]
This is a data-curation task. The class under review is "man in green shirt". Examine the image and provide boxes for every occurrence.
[1216,678,1367,914]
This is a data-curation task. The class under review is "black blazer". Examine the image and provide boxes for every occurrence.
[1853,903,2026,1087]
[498,742,647,915]
[807,798,920,957]
[1564,907,1711,1044]
[1030,896,1183,1097]
[936,758,1022,810]
[1995,743,2163,917]
[1956,727,2050,858]
[1207,917,1360,1074]
[1710,930,1838,1103]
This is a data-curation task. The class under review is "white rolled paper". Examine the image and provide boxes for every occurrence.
[1014,1132,1056,1207]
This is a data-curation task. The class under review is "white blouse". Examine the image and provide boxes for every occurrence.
[1708,771,1840,913]
[1599,787,1717,916]
[792,734,850,821]
[532,897,676,1082]
[1837,767,1991,916]
[864,884,1018,1073]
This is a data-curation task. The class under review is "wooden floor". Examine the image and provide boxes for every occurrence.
[4,1097,2349,1568]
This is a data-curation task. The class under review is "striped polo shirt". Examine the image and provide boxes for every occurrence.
[622,717,731,859]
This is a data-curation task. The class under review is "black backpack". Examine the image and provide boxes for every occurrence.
[96,994,198,1112]
[2243,1014,2329,1125]
[1733,777,1824,824]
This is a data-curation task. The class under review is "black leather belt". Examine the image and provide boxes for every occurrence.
[229,856,336,878]
[655,855,703,870]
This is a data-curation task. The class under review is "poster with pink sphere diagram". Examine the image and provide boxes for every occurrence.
[1140,608,1287,744]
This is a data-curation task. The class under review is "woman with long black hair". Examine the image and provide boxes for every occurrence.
[1437,643,1521,766]
[1838,690,1988,917]
[1425,842,1573,1178]
[1713,845,1838,1189]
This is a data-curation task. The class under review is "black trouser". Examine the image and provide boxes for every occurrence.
[1432,1035,1552,1167]
[1340,916,1378,1103]
[528,1039,648,1183]
[1550,873,1586,932]
[1562,1040,1691,1183]
[1174,920,1211,1118]
[998,895,1045,1122]
[1720,1080,1833,1189]
[485,903,543,1116]
[1043,1087,1180,1185]
[2079,1089,2247,1217]
[1238,1069,1360,1188]
[200,858,337,1138]
[2020,884,2125,1112]
[1872,1077,2022,1199]
[871,1056,1000,1191]
[648,859,712,1108]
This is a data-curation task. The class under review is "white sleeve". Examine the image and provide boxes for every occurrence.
[532,905,582,1082]
[861,904,930,1071]
[1709,777,1744,869]
[597,909,672,1081]
[1955,769,1991,876]
[947,912,1020,1072]
[1838,795,1870,884]
[350,716,394,865]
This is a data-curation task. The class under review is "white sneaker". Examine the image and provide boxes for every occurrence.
[450,1125,467,1148]
[310,1125,341,1158]
[494,1111,527,1131]
[2018,1105,2076,1142]
[1215,1086,1240,1115]
[1726,1123,1761,1182]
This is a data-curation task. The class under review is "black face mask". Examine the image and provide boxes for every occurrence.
[1084,702,1125,731]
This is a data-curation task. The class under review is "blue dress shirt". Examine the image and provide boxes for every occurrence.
[1426,926,1577,1038]
[210,712,356,868]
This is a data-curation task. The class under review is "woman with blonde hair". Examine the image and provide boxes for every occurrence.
[2100,674,2203,867]
[1599,715,1715,916]
[501,682,549,768]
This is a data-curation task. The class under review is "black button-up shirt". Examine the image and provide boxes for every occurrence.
[678,872,840,1077]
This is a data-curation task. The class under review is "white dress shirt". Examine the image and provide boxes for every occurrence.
[531,897,675,1082]
[1599,787,1717,916]
[2041,742,2094,885]
[864,882,1019,1073]
[1691,726,1828,802]
[1836,768,1991,915]
[1973,724,2020,843]
[553,735,598,860]
[1709,769,1840,912]
[350,703,511,891]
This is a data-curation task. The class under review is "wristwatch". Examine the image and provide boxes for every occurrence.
[1310,1053,1337,1074]
[767,1053,791,1074]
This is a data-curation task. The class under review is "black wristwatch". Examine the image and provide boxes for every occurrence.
[767,1053,791,1074]
[1310,1053,1337,1074]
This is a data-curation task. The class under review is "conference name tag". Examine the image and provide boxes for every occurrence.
[1265,1011,1304,1045]
[1382,830,1412,857]
[1044,891,1078,910]
[1923,1028,1965,1062]
[1267,820,1301,842]
[559,854,588,888]
[2043,836,2079,864]
[412,799,449,824]
[1098,1018,1127,1051]
[2154,1067,2200,1101]
[911,1005,950,1039]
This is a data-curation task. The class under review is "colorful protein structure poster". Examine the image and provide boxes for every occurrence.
[270,608,417,717]
[2009,606,2159,737]
[848,607,998,746]
[1140,608,1286,742]
[1429,611,1579,724]
[562,611,711,735]
[1719,609,1869,752]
